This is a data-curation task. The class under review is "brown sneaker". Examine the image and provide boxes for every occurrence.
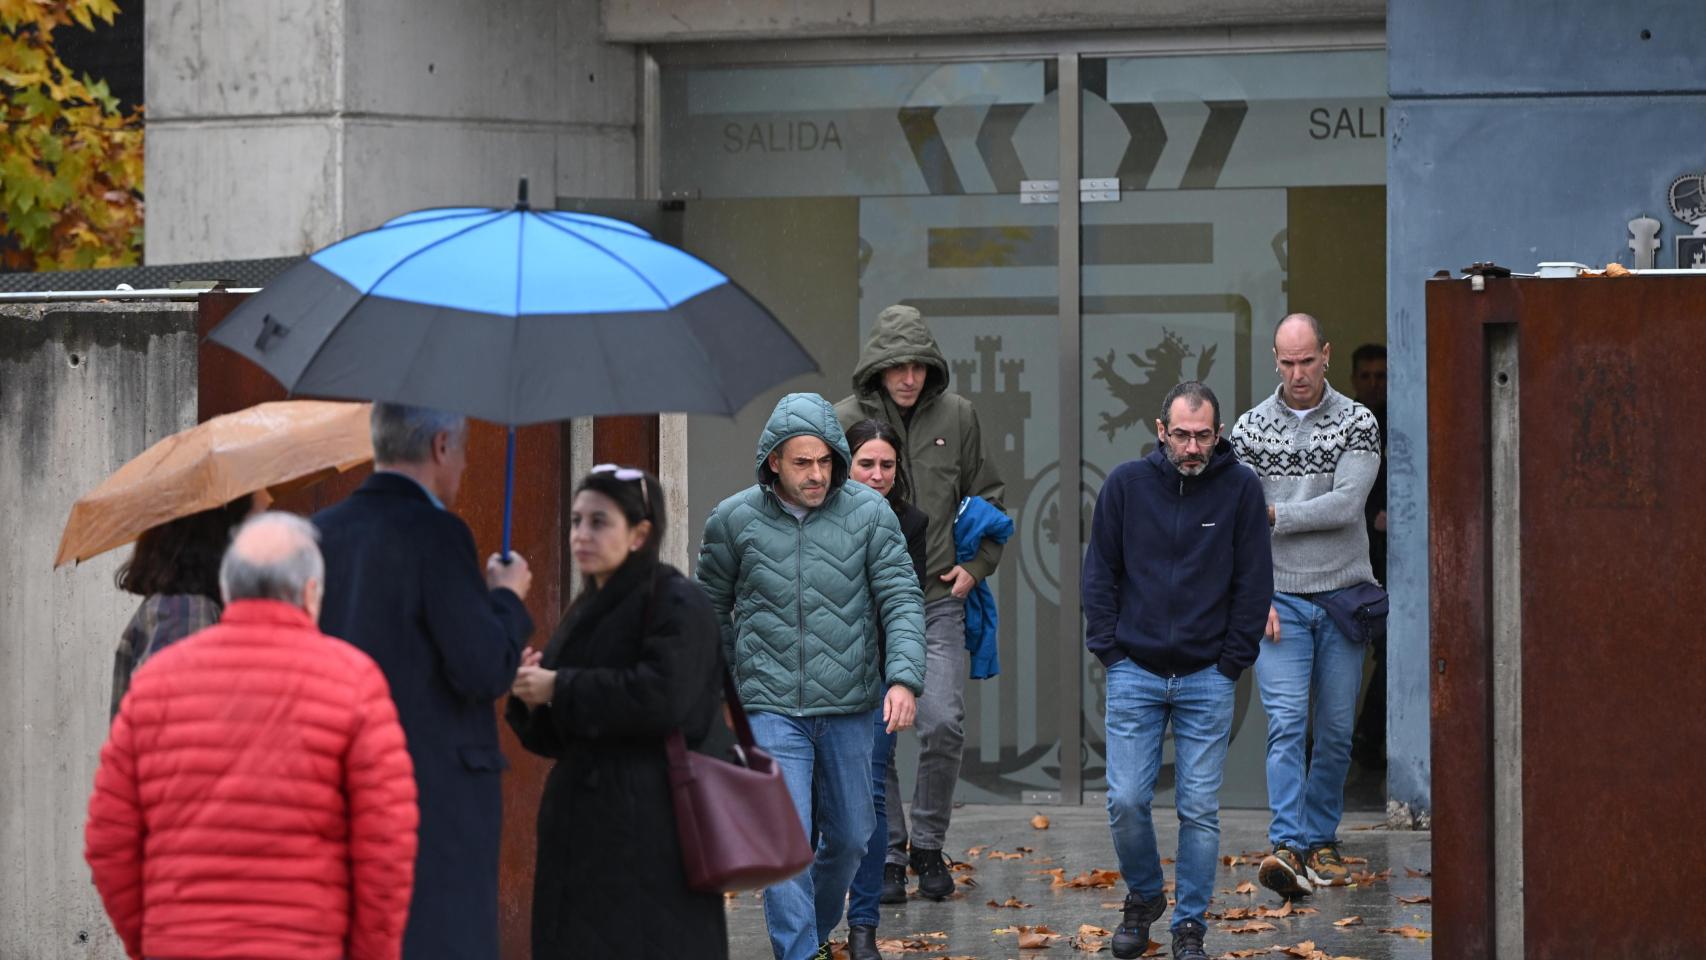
[1305,842,1352,887]
[1258,845,1314,900]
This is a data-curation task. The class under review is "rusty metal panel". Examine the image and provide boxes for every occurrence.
[1514,277,1706,960]
[1426,276,1500,959]
[196,292,566,960]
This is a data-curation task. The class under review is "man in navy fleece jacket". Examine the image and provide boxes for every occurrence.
[1081,381,1272,960]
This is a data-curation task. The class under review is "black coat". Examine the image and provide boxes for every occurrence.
[505,560,727,960]
[313,473,534,960]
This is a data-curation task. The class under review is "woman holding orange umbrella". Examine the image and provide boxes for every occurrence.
[107,496,254,717]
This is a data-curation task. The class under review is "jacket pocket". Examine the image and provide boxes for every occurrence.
[458,743,511,773]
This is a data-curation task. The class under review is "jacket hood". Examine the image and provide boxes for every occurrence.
[755,392,851,490]
[1143,436,1240,482]
[850,305,951,404]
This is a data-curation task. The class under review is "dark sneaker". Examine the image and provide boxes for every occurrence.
[1171,919,1209,960]
[808,942,834,960]
[1258,845,1314,900]
[847,924,880,960]
[1110,891,1167,959]
[1306,842,1352,887]
[910,846,955,901]
[879,862,909,904]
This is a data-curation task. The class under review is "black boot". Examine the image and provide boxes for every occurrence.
[847,924,881,960]
[879,862,908,904]
[1171,919,1209,960]
[909,846,955,901]
[1110,891,1166,959]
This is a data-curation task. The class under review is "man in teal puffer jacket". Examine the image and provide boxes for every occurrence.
[697,392,927,960]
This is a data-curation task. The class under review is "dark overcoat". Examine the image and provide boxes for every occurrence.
[505,560,727,960]
[314,472,533,960]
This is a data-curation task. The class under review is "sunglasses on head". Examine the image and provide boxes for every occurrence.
[590,463,651,518]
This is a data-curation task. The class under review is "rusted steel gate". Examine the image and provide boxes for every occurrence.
[1428,271,1706,959]
[197,290,659,959]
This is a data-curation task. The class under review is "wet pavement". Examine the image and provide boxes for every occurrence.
[726,805,1432,960]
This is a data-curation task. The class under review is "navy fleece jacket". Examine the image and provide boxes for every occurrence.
[1082,439,1273,680]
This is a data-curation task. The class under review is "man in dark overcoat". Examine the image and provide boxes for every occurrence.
[315,403,534,960]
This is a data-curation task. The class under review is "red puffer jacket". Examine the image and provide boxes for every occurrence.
[86,600,418,960]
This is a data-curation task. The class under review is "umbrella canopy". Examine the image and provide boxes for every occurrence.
[55,400,373,567]
[206,201,818,426]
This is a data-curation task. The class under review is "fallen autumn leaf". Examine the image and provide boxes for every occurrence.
[1333,916,1363,927]
[1378,925,1434,940]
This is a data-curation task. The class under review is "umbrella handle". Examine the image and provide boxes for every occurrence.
[502,427,516,561]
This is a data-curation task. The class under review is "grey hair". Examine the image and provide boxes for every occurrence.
[1273,312,1328,349]
[219,512,324,605]
[371,402,467,465]
[1160,380,1222,428]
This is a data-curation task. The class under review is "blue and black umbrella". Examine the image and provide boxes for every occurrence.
[210,182,816,552]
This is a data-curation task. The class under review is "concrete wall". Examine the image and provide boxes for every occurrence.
[0,304,200,960]
[146,0,640,262]
[602,0,1383,42]
[1384,0,1706,810]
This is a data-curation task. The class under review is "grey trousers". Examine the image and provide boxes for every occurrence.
[887,595,968,862]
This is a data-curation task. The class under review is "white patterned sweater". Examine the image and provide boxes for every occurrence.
[1229,383,1381,594]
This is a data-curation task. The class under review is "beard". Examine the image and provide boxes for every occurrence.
[1166,448,1211,476]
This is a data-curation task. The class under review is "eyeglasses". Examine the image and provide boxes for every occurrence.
[1164,429,1217,447]
[590,463,651,518]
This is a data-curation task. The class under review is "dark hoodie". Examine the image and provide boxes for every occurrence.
[1081,439,1273,680]
[834,305,1005,602]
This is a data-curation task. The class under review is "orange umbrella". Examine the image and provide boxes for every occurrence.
[54,400,373,568]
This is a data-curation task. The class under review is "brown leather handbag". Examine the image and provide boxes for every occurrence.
[664,669,812,892]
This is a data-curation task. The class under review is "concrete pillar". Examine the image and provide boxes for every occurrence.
[146,0,640,263]
[0,304,201,960]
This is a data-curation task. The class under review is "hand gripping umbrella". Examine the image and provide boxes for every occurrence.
[209,180,817,554]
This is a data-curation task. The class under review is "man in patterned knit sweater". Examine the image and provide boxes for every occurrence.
[1229,313,1381,901]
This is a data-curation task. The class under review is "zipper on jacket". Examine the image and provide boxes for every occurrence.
[795,513,807,713]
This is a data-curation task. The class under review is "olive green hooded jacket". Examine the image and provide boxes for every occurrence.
[834,305,1006,603]
[696,392,927,716]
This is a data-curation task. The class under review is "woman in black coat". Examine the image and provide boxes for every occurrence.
[507,466,728,959]
[842,420,930,960]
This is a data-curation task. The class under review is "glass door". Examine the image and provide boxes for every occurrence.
[1075,49,1388,807]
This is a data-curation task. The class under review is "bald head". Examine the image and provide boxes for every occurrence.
[220,512,325,617]
[1273,312,1332,410]
[1273,313,1327,351]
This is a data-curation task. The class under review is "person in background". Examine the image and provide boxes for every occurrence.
[841,419,928,960]
[507,466,727,960]
[834,304,1005,902]
[1349,342,1388,770]
[109,495,253,718]
[1231,315,1381,901]
[87,512,417,960]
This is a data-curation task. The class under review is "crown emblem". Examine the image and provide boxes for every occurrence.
[1669,173,1706,235]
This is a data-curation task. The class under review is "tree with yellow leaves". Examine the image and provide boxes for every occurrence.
[1,0,143,271]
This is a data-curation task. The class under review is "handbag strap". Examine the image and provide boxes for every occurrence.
[640,572,759,768]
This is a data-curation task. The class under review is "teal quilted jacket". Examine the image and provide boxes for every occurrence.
[696,392,927,716]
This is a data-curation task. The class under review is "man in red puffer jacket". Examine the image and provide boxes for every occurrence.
[86,512,418,960]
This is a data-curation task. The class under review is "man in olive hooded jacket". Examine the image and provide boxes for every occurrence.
[698,392,926,960]
[834,304,1006,901]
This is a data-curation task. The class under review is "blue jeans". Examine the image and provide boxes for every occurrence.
[1257,590,1365,850]
[748,709,879,960]
[846,712,896,929]
[1103,660,1236,930]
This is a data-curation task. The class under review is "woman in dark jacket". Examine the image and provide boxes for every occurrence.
[507,466,727,959]
[842,420,929,960]
[110,495,252,718]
